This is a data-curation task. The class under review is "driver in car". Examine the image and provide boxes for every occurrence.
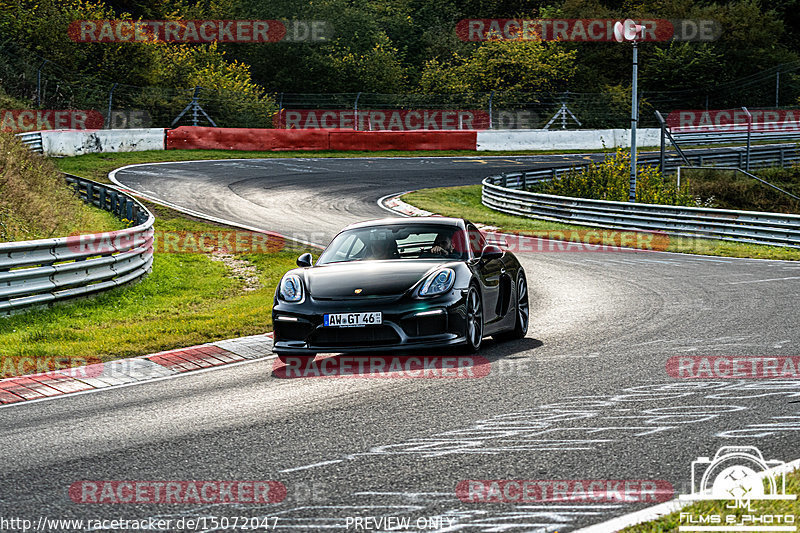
[429,232,455,257]
[363,234,399,259]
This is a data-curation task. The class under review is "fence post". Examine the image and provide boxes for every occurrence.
[743,106,752,171]
[489,90,494,129]
[354,92,361,131]
[105,83,118,129]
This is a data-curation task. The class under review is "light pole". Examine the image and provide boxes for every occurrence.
[614,20,644,202]
[630,39,638,202]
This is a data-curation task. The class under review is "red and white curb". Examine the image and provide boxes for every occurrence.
[378,192,500,232]
[0,333,274,406]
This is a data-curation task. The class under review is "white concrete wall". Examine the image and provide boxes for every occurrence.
[40,129,165,157]
[477,128,661,151]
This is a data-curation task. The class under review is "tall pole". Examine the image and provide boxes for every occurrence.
[629,40,638,202]
[776,70,780,108]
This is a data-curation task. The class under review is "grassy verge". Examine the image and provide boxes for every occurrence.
[53,147,663,184]
[0,132,125,241]
[621,468,800,532]
[682,165,800,214]
[0,200,313,373]
[402,184,800,260]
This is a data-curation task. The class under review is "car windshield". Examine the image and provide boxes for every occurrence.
[317,224,469,264]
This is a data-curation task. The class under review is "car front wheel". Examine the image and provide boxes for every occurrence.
[463,286,484,352]
[494,271,529,341]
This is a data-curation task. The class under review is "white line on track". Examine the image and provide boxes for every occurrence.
[279,459,344,473]
[726,276,800,284]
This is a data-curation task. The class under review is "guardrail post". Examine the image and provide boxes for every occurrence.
[501,173,507,187]
[520,172,527,190]
[780,148,785,168]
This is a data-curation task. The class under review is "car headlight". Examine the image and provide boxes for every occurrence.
[418,268,455,297]
[279,274,304,302]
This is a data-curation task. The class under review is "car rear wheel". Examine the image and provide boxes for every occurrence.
[494,271,529,341]
[463,286,483,353]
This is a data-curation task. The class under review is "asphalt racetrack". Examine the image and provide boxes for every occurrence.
[1,154,799,532]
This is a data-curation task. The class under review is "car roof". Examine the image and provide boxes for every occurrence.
[342,217,466,231]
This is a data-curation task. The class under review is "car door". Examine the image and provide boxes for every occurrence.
[467,224,503,327]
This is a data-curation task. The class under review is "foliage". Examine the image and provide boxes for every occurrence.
[419,37,577,93]
[0,131,124,241]
[533,148,695,205]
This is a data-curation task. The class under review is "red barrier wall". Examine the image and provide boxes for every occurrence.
[166,127,478,151]
[166,126,331,151]
[329,131,477,151]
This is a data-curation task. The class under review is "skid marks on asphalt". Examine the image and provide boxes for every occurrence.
[136,380,800,532]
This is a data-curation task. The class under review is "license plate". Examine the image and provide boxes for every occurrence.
[323,312,382,327]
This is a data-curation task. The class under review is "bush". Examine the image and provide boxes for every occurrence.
[531,148,695,206]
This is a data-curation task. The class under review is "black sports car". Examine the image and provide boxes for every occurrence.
[272,217,528,362]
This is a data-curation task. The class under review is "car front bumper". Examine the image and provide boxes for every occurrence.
[272,289,469,354]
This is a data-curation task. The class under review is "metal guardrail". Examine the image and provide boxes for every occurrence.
[489,144,800,190]
[483,145,800,248]
[0,174,154,316]
[16,131,43,153]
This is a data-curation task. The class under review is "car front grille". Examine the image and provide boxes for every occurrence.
[310,325,400,347]
[400,314,448,337]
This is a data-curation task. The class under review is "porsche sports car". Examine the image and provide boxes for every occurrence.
[272,217,528,361]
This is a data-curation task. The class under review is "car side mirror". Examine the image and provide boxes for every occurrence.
[296,253,313,267]
[480,245,503,262]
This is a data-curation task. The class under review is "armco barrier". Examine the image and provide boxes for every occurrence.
[0,175,154,316]
[165,126,478,151]
[482,174,800,248]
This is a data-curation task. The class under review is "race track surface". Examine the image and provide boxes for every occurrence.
[1,154,798,532]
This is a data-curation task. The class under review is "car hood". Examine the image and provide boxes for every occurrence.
[303,260,451,299]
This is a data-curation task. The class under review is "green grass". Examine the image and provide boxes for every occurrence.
[402,184,800,260]
[622,469,800,532]
[0,131,126,241]
[683,165,800,214]
[0,201,313,372]
[53,147,660,184]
